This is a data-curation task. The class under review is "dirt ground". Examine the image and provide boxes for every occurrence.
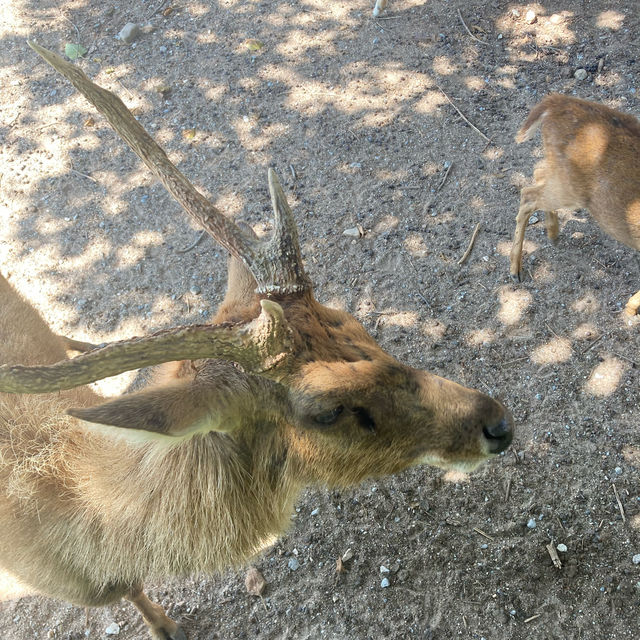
[1,0,639,638]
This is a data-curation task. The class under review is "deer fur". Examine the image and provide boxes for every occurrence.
[0,43,513,640]
[510,93,640,317]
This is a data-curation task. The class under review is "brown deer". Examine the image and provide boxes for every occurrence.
[509,93,640,318]
[0,42,512,640]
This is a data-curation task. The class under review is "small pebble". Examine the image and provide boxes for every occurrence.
[189,286,201,295]
[310,508,319,516]
[380,577,390,588]
[574,68,588,81]
[287,557,300,571]
[527,518,537,529]
[614,467,622,475]
[528,214,539,225]
[632,554,640,565]
[118,23,141,44]
[557,543,568,553]
[342,227,361,238]
[105,622,120,636]
[525,10,537,24]
[380,565,390,574]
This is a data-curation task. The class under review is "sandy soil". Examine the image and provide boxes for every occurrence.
[0,0,639,638]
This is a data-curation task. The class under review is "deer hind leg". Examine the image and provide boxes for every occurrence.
[510,184,543,280]
[624,290,640,318]
[545,210,559,242]
[126,587,187,640]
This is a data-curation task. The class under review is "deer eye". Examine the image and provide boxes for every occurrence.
[353,407,376,433]
[313,405,344,425]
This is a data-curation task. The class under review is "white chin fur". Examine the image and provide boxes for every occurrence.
[418,454,486,473]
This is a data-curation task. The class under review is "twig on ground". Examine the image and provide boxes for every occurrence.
[611,351,636,366]
[473,527,494,541]
[546,543,562,569]
[504,476,512,502]
[69,164,98,183]
[176,229,208,254]
[457,9,489,45]
[524,613,542,624]
[457,223,481,265]
[581,335,604,354]
[436,85,491,143]
[435,162,453,192]
[612,484,626,523]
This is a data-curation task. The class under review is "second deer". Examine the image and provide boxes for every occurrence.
[0,43,513,639]
[509,93,640,318]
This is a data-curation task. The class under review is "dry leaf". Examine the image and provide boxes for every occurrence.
[84,117,95,127]
[163,6,174,17]
[182,128,196,140]
[245,567,266,596]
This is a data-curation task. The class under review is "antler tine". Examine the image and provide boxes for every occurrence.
[27,41,310,295]
[0,300,292,394]
[263,169,311,294]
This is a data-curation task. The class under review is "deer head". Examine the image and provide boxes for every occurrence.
[0,42,512,486]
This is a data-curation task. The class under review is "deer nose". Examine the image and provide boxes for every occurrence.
[483,418,513,454]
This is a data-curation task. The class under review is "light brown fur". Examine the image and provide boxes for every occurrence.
[510,93,640,317]
[1,43,512,640]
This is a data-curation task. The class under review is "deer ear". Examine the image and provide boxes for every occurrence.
[67,365,285,439]
[67,383,230,438]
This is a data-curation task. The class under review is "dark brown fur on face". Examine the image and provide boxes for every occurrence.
[510,94,640,317]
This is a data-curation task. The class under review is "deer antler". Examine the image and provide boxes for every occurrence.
[27,41,310,295]
[0,300,292,394]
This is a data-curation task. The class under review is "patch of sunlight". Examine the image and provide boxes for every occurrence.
[483,147,504,161]
[596,10,625,30]
[496,65,519,76]
[442,470,470,484]
[496,238,541,266]
[497,77,516,90]
[414,90,447,115]
[0,0,26,37]
[572,323,600,341]
[432,56,459,76]
[531,261,555,284]
[631,513,640,530]
[404,233,429,258]
[469,196,485,210]
[115,231,164,269]
[0,570,31,602]
[380,312,418,328]
[497,286,532,325]
[572,293,601,315]
[584,356,629,397]
[496,6,576,47]
[464,76,486,91]
[188,2,212,17]
[530,337,572,364]
[205,84,228,102]
[422,162,441,177]
[373,215,399,234]
[466,327,496,347]
[622,445,640,467]
[421,319,448,340]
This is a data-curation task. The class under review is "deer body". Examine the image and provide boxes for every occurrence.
[509,93,640,316]
[0,43,512,639]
